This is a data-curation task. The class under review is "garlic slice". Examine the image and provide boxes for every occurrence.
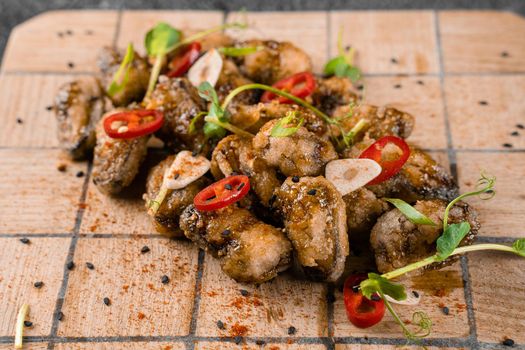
[163,150,210,190]
[188,48,223,88]
[325,158,382,196]
[385,290,422,306]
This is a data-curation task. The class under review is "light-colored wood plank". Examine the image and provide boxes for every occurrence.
[445,75,525,150]
[117,10,224,55]
[54,342,185,350]
[1,10,118,73]
[440,11,525,73]
[333,261,469,338]
[362,76,447,149]
[456,152,525,238]
[0,344,48,350]
[0,237,71,336]
[226,11,328,73]
[468,250,525,343]
[0,149,86,234]
[57,238,198,337]
[0,73,93,148]
[329,11,439,74]
[196,342,326,350]
[335,346,466,350]
[196,256,328,337]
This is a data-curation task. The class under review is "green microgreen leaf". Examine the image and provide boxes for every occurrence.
[360,273,406,301]
[384,198,437,226]
[324,56,347,76]
[203,120,227,139]
[145,22,181,56]
[107,43,135,97]
[435,221,471,261]
[270,112,304,137]
[323,28,361,83]
[218,46,262,57]
[188,111,207,134]
[512,238,525,257]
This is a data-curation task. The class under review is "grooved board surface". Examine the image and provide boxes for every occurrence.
[0,9,524,350]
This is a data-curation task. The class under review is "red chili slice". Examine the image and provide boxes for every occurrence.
[359,136,411,185]
[103,109,164,139]
[260,72,316,104]
[194,175,250,211]
[343,274,385,328]
[167,42,202,78]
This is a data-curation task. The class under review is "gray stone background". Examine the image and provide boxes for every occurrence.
[1,0,524,64]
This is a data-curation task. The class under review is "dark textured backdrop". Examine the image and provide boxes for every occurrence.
[1,0,524,64]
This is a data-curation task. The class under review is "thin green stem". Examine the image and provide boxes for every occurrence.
[381,255,437,280]
[204,116,254,138]
[166,22,247,53]
[145,53,164,100]
[342,118,368,146]
[220,83,336,125]
[451,244,517,255]
[147,187,170,216]
[379,291,414,338]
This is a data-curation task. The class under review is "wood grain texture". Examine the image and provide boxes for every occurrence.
[457,152,525,238]
[440,11,525,73]
[57,238,199,337]
[329,11,439,74]
[196,343,326,350]
[0,149,86,234]
[1,11,118,73]
[0,73,92,148]
[196,256,328,337]
[0,237,71,336]
[54,342,185,349]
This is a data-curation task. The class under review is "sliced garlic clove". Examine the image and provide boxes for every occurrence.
[385,290,422,306]
[188,48,223,88]
[325,158,382,196]
[163,150,210,190]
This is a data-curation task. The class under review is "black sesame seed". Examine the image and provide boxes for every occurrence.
[503,143,513,148]
[442,306,450,315]
[192,150,198,157]
[390,57,398,64]
[393,84,402,89]
[46,105,53,111]
[416,80,424,85]
[234,336,242,344]
[103,297,111,306]
[240,289,249,297]
[412,290,420,298]
[66,261,75,270]
[503,338,515,347]
[255,340,266,346]
[224,184,233,190]
[351,285,359,293]
[478,100,488,106]
[76,171,85,178]
[34,281,44,289]
[66,30,73,35]
[357,84,364,90]
[141,246,150,254]
[67,62,75,69]
[86,262,94,270]
[287,326,297,335]
[307,189,317,196]
[517,124,524,129]
[57,311,64,321]
[24,321,33,327]
[501,51,510,58]
[216,320,225,329]
[57,32,64,38]
[371,294,381,302]
[16,118,23,124]
[172,173,180,180]
[161,275,170,284]
[20,238,30,244]
[511,131,519,136]
[237,182,245,190]
[222,229,231,237]
[291,176,299,183]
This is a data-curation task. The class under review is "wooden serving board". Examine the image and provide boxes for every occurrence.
[0,9,524,350]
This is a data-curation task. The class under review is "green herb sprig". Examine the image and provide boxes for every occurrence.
[324,28,361,83]
[358,174,525,342]
[270,111,304,137]
[107,43,135,97]
[218,46,262,57]
[384,198,437,226]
